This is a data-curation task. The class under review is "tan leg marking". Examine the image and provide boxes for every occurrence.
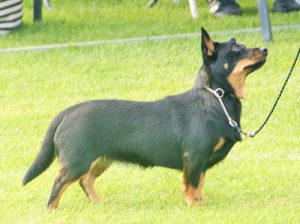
[182,175,205,206]
[79,157,112,204]
[183,184,205,206]
[196,173,208,199]
[80,174,100,203]
[48,182,72,210]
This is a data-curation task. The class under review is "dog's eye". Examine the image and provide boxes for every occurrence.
[231,44,241,52]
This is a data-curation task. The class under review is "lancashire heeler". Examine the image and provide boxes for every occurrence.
[23,27,268,209]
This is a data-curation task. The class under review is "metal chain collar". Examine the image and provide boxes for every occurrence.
[205,86,256,138]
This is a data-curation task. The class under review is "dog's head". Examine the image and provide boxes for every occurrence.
[201,27,268,99]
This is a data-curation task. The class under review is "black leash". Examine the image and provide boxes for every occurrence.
[245,48,300,138]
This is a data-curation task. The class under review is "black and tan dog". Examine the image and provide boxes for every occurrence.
[23,28,268,209]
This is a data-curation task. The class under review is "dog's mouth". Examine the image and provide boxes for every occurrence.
[244,48,268,73]
[244,59,266,71]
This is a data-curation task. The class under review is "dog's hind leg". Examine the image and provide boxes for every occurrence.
[79,158,112,204]
[47,167,77,209]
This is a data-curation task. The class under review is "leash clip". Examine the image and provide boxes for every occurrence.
[247,131,256,138]
[229,119,238,128]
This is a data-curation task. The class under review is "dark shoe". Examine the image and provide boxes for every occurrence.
[208,0,241,16]
[273,0,300,12]
[147,0,158,7]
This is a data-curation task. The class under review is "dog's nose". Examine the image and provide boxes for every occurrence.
[260,48,268,56]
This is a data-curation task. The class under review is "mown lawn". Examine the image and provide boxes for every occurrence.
[0,0,300,223]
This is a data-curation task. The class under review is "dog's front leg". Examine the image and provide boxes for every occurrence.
[182,153,206,206]
[196,172,208,199]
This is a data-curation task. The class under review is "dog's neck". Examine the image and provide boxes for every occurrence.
[193,64,220,91]
[193,64,239,100]
[193,64,209,89]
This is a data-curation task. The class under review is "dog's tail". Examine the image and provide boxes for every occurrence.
[22,112,64,185]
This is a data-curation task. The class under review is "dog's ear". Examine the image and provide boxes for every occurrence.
[201,27,216,61]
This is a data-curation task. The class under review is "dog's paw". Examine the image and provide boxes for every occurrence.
[191,199,205,206]
[185,197,205,206]
[198,193,208,200]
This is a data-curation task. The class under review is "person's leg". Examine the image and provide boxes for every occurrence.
[273,0,300,12]
[208,0,241,16]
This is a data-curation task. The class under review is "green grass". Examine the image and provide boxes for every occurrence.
[1,0,300,223]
